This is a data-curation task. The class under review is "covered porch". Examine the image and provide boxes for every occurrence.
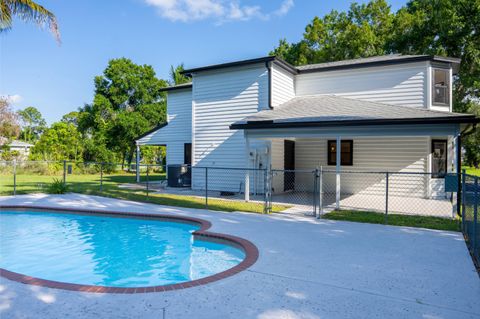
[232,95,477,217]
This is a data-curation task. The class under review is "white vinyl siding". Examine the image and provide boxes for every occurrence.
[166,141,185,165]
[270,139,285,193]
[191,64,268,191]
[295,62,428,108]
[293,137,429,197]
[271,64,295,107]
[136,89,192,165]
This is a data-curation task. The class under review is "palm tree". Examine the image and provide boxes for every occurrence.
[0,0,60,42]
[169,64,190,86]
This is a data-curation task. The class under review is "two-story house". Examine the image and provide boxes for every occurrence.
[135,54,478,212]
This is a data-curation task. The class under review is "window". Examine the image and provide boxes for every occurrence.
[431,139,447,178]
[184,143,192,165]
[432,69,449,106]
[328,140,353,166]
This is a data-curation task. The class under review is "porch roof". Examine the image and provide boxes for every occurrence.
[230,95,478,130]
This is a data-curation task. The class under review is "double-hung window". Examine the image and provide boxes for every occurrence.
[432,69,449,106]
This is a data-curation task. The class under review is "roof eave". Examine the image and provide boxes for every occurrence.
[230,116,478,130]
[135,123,168,141]
[159,84,192,92]
[181,56,276,75]
[297,55,461,74]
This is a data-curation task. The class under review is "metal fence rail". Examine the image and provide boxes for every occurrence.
[462,172,479,266]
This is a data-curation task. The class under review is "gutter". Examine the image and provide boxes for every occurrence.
[230,115,479,130]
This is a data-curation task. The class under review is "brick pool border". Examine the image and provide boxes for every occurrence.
[0,205,259,294]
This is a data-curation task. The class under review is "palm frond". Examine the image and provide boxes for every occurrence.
[0,0,60,43]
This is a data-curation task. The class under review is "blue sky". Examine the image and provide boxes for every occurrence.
[0,0,407,124]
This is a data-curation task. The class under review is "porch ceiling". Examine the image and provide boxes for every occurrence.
[230,95,478,130]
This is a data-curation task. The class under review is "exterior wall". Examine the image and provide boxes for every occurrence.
[166,141,186,166]
[137,89,192,165]
[191,64,269,192]
[270,139,285,192]
[293,137,430,197]
[271,64,295,107]
[295,62,428,108]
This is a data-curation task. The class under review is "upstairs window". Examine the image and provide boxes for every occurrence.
[328,140,353,166]
[432,69,449,106]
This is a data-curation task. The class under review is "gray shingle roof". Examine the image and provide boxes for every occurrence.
[231,95,477,129]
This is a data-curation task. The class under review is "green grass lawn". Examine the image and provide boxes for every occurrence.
[322,210,460,232]
[463,166,480,177]
[0,172,288,214]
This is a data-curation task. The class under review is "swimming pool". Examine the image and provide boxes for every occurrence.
[0,207,257,292]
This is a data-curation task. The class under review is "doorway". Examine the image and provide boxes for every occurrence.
[284,140,295,191]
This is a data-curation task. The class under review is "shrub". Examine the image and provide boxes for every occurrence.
[47,178,69,194]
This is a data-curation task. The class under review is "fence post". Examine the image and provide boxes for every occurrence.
[63,160,67,185]
[462,169,466,232]
[313,168,318,217]
[473,176,478,254]
[317,166,323,219]
[263,168,268,214]
[205,167,208,210]
[13,159,17,196]
[146,165,150,198]
[385,172,389,225]
[100,162,104,193]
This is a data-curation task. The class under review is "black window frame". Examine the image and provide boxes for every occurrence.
[432,68,450,107]
[431,139,447,179]
[327,140,353,166]
[184,143,192,165]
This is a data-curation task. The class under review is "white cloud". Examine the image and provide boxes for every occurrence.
[144,0,294,23]
[0,94,23,104]
[273,0,294,17]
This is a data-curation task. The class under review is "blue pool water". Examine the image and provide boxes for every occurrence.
[0,210,245,287]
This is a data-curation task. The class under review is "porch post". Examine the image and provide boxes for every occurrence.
[336,136,341,210]
[136,144,140,183]
[245,135,250,201]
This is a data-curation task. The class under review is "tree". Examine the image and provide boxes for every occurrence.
[0,0,60,42]
[29,122,83,161]
[0,97,20,147]
[169,64,190,86]
[17,106,46,143]
[61,111,80,126]
[270,0,480,166]
[463,102,480,168]
[271,0,395,64]
[77,58,168,165]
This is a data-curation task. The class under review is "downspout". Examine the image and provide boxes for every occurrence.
[265,61,273,109]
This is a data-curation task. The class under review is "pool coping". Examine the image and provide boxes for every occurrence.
[0,205,259,294]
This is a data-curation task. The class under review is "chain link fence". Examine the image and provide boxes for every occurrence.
[462,172,479,267]
[0,160,474,225]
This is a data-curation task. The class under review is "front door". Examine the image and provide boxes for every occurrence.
[284,140,295,191]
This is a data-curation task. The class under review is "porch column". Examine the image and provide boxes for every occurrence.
[136,144,140,183]
[336,136,341,209]
[244,135,250,201]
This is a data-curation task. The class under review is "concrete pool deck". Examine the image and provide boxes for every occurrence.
[0,194,479,319]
